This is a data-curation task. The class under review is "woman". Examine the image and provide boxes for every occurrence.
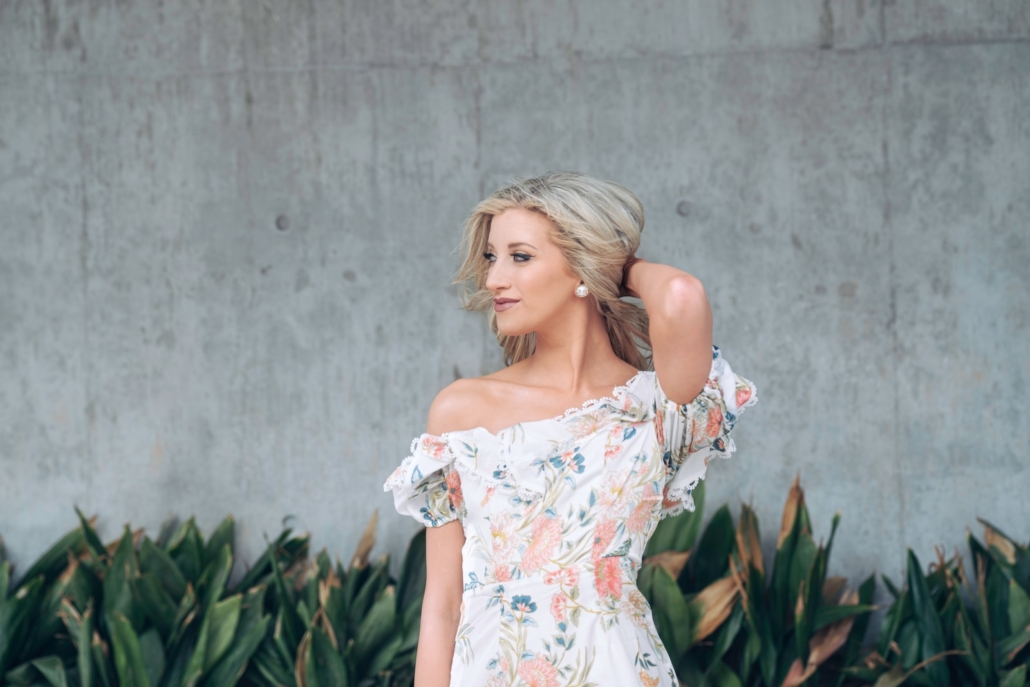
[383,172,757,687]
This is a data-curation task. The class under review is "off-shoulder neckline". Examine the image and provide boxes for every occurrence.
[428,369,651,441]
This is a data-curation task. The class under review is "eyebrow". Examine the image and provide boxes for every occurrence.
[486,242,537,250]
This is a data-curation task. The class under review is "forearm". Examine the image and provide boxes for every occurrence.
[414,603,461,687]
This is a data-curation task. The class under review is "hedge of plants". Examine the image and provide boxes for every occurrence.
[1,476,1027,687]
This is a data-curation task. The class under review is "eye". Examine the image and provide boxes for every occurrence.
[513,252,531,263]
[482,251,496,263]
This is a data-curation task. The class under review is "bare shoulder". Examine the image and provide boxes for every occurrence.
[426,376,502,435]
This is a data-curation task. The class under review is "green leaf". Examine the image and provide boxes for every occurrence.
[103,527,143,631]
[204,595,242,671]
[134,574,176,640]
[706,658,743,687]
[197,544,232,618]
[813,601,877,631]
[953,610,986,683]
[138,629,165,687]
[139,537,187,602]
[652,566,692,657]
[396,529,426,613]
[268,541,306,654]
[19,526,85,590]
[353,587,398,669]
[30,656,68,687]
[693,504,734,590]
[308,627,349,687]
[711,603,744,666]
[109,612,151,687]
[1000,665,1027,687]
[169,519,205,585]
[199,616,272,687]
[0,572,44,676]
[74,507,107,563]
[90,632,113,687]
[1008,577,1030,635]
[906,550,949,685]
[204,517,235,567]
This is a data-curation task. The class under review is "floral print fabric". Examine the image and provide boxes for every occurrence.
[383,345,757,687]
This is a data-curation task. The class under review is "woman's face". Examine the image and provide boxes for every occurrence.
[484,207,582,337]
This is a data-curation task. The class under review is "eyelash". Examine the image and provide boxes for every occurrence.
[482,252,531,263]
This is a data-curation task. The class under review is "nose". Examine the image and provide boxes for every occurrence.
[484,259,509,294]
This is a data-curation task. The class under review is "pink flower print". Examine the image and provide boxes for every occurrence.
[622,589,650,628]
[516,658,559,687]
[591,518,617,561]
[567,411,607,439]
[549,592,569,623]
[594,556,623,599]
[626,498,653,534]
[486,677,507,687]
[420,435,450,461]
[705,403,724,439]
[544,566,580,587]
[736,385,752,408]
[445,470,463,510]
[521,517,562,574]
[492,563,512,583]
[598,471,631,514]
[499,657,510,673]
[639,669,660,687]
[490,513,518,561]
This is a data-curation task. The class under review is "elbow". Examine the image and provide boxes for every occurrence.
[657,275,707,322]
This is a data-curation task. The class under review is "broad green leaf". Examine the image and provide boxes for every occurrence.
[134,573,176,640]
[693,505,734,590]
[1008,577,1030,634]
[138,629,165,687]
[204,595,242,671]
[396,529,427,613]
[707,659,743,687]
[30,656,68,687]
[309,627,349,687]
[652,566,692,656]
[197,544,232,618]
[1000,665,1027,687]
[109,612,151,687]
[0,573,44,676]
[199,616,271,687]
[90,633,113,687]
[269,541,305,654]
[353,587,397,668]
[103,527,143,630]
[19,527,85,589]
[203,517,235,567]
[139,537,187,602]
[74,507,107,562]
[907,549,949,685]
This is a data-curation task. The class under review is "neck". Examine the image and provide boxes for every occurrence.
[523,302,630,392]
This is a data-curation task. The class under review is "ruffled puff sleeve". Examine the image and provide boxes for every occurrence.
[655,345,758,518]
[382,433,465,527]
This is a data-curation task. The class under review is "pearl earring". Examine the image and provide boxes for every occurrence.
[575,283,589,298]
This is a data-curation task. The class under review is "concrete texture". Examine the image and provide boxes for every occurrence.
[1,0,1027,619]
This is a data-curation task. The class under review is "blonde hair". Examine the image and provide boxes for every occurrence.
[455,171,652,369]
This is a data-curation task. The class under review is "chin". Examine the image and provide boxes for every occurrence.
[495,315,535,338]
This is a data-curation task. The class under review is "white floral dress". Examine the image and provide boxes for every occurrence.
[383,345,757,687]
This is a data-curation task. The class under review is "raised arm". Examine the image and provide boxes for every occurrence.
[622,258,713,404]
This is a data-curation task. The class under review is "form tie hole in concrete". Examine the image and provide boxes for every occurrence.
[275,214,290,231]
[675,200,692,218]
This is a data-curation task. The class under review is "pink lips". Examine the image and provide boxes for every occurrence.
[494,298,518,312]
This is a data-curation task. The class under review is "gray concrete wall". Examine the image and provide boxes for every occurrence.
[1,0,1027,613]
